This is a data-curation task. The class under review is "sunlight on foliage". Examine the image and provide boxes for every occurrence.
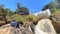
[12,14,37,24]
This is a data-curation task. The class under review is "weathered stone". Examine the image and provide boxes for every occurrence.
[0,24,33,34]
[51,16,60,33]
[35,19,56,34]
[0,25,22,34]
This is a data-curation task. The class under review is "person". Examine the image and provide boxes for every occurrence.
[16,22,19,28]
[10,20,17,27]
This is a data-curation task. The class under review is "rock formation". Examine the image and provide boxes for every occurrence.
[0,24,33,34]
[35,19,56,34]
[51,14,60,33]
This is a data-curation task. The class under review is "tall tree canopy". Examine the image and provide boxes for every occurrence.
[42,0,60,13]
[16,2,29,15]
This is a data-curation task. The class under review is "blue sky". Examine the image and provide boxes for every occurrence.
[0,0,53,13]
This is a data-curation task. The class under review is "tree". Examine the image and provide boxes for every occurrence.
[0,5,7,23]
[5,8,14,16]
[51,8,57,13]
[12,14,37,24]
[42,1,56,11]
[0,5,14,23]
[17,2,21,8]
[16,2,29,15]
[42,0,60,13]
[0,5,5,16]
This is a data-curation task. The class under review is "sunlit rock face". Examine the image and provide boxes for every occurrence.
[0,24,22,34]
[0,24,33,34]
[51,15,60,33]
[32,9,51,17]
[35,19,56,34]
[0,27,22,34]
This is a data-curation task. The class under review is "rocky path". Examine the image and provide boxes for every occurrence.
[0,24,33,34]
[0,24,22,34]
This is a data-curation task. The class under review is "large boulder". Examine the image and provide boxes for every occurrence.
[0,24,33,34]
[0,24,22,34]
[51,14,60,33]
[32,9,51,17]
[0,27,22,34]
[35,19,56,34]
[38,9,51,19]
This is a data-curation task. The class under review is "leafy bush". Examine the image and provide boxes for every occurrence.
[51,9,60,16]
[12,14,37,24]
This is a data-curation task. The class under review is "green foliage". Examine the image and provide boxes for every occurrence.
[16,3,29,15]
[0,5,14,23]
[5,8,14,16]
[0,5,14,16]
[54,10,60,15]
[51,9,60,16]
[0,5,5,15]
[42,0,60,13]
[12,14,37,24]
[17,2,21,8]
[28,14,37,21]
[51,8,57,13]
[38,15,46,19]
[16,7,29,15]
[42,1,56,11]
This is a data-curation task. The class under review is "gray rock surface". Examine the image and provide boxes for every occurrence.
[35,19,56,34]
[0,24,33,34]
